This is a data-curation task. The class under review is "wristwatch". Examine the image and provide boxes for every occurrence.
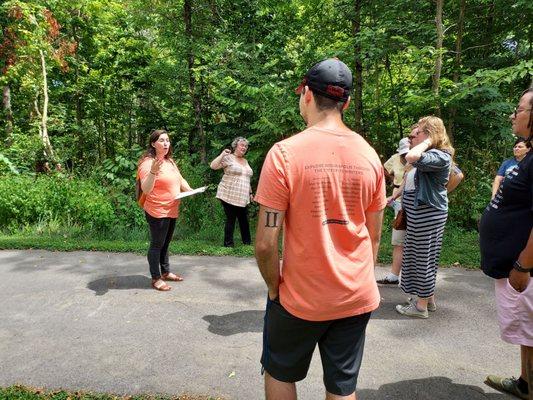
[513,260,533,273]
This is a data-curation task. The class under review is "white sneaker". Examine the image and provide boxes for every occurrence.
[377,276,399,285]
[406,297,436,312]
[396,303,428,319]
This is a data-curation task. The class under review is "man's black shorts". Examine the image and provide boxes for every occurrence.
[261,296,371,396]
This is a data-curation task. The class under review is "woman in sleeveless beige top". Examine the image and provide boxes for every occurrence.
[210,137,253,247]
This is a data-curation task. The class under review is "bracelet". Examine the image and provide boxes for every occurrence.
[149,171,156,175]
[513,260,533,273]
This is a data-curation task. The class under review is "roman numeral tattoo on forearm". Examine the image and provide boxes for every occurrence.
[265,211,279,228]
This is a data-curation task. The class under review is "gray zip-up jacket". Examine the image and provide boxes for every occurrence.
[411,149,452,211]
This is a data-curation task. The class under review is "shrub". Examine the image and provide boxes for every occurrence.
[448,148,499,230]
[175,158,226,236]
[1,132,44,174]
[0,153,19,175]
[89,146,148,229]
[0,175,116,230]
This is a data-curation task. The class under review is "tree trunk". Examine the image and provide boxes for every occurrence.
[34,97,43,141]
[198,64,207,162]
[385,55,403,139]
[482,1,495,59]
[447,0,466,142]
[97,111,103,162]
[128,98,133,149]
[183,0,206,163]
[75,84,83,156]
[39,49,54,159]
[2,85,14,145]
[452,0,465,85]
[527,24,533,60]
[352,0,363,135]
[373,66,383,153]
[208,0,219,19]
[432,0,444,116]
[72,17,84,161]
[137,94,146,147]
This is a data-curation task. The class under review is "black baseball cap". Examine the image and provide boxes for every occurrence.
[295,58,353,102]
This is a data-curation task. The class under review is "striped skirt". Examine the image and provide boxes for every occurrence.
[400,190,448,298]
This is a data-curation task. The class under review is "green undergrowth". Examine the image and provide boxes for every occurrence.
[0,385,223,400]
[0,217,254,257]
[0,217,481,268]
[377,223,480,268]
[0,233,253,258]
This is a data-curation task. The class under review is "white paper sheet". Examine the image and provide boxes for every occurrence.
[175,186,208,200]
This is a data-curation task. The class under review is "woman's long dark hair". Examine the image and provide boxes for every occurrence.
[138,129,173,165]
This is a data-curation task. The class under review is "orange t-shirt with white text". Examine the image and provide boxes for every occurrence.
[138,157,182,219]
[255,127,386,321]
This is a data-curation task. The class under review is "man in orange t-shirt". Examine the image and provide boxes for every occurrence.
[255,58,386,400]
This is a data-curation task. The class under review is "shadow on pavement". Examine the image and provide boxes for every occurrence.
[200,266,266,303]
[203,310,264,336]
[357,376,509,399]
[203,304,432,337]
[87,274,151,296]
[440,272,490,291]
[371,300,413,320]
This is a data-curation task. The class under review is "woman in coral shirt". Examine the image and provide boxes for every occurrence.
[137,130,192,291]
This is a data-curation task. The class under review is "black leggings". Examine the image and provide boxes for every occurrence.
[220,200,251,247]
[145,212,176,279]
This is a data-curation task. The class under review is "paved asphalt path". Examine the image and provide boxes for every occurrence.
[0,250,519,400]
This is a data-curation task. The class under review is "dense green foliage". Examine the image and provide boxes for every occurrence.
[0,0,532,234]
[0,172,234,238]
[0,175,116,229]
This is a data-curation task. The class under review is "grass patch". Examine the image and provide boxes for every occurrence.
[0,385,223,400]
[377,220,480,268]
[0,219,254,257]
[0,233,254,257]
[0,217,480,268]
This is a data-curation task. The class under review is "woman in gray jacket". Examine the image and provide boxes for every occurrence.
[394,116,454,319]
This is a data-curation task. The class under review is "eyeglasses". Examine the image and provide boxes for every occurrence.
[513,108,532,118]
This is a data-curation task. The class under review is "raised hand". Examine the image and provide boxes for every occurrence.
[150,158,163,175]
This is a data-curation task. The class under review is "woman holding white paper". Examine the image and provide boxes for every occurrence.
[137,129,193,291]
[210,137,253,247]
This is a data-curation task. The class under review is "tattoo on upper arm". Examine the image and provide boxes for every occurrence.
[265,211,279,228]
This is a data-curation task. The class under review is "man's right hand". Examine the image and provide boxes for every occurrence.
[509,268,530,293]
[268,287,279,301]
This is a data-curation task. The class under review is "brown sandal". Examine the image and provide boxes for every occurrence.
[162,272,183,282]
[152,278,171,291]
